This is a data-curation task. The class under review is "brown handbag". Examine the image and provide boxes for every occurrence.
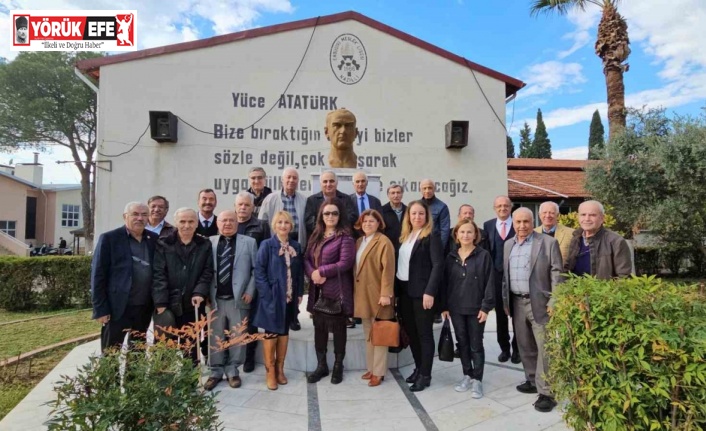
[370,306,400,347]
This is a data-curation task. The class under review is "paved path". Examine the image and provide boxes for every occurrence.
[1,313,572,431]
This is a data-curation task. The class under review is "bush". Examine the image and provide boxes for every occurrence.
[0,256,91,311]
[634,247,661,276]
[546,276,706,431]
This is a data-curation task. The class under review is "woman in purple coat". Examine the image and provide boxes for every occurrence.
[253,211,304,391]
[305,197,355,384]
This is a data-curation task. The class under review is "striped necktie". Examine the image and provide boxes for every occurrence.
[218,237,233,286]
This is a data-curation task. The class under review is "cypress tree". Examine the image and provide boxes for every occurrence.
[518,122,534,158]
[588,109,606,159]
[533,108,552,158]
[506,135,516,158]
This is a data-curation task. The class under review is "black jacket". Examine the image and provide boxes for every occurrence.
[399,231,444,299]
[239,216,271,248]
[441,247,495,315]
[304,190,357,238]
[152,232,214,316]
[248,186,272,217]
[196,215,219,237]
[381,202,406,251]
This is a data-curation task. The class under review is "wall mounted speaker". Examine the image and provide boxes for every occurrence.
[445,120,469,149]
[149,111,178,143]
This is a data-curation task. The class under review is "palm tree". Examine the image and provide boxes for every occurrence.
[530,0,630,141]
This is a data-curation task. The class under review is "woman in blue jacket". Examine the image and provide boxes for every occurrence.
[253,211,304,391]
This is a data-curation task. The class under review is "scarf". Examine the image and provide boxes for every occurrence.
[278,240,297,303]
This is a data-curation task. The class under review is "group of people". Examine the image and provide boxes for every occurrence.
[90,163,632,411]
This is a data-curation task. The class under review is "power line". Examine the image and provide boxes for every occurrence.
[463,59,507,132]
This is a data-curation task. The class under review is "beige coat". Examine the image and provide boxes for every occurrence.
[353,233,396,319]
[535,223,574,264]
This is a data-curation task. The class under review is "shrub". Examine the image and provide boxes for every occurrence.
[0,256,91,311]
[634,247,661,276]
[546,276,706,431]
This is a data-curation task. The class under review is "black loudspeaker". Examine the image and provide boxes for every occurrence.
[149,111,178,143]
[445,120,469,149]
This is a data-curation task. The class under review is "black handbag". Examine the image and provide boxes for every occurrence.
[312,268,343,315]
[438,318,455,362]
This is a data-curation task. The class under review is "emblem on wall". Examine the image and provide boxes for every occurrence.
[329,33,367,85]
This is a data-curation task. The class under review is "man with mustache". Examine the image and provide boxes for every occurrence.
[196,188,219,237]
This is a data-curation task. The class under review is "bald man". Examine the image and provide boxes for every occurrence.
[420,179,451,250]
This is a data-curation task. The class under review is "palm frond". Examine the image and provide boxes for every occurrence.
[530,0,589,17]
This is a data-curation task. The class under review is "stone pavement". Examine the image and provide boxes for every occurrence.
[1,312,572,431]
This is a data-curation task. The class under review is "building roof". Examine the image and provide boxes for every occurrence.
[42,184,82,191]
[507,158,592,200]
[0,170,38,189]
[76,11,525,98]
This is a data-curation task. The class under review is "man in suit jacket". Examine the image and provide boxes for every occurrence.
[205,209,258,391]
[91,202,157,352]
[534,201,574,263]
[196,188,219,237]
[350,171,382,218]
[483,196,519,363]
[381,184,406,253]
[146,195,176,238]
[304,170,356,237]
[502,207,563,413]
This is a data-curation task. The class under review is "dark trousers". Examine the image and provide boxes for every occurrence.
[175,309,199,365]
[313,314,347,354]
[450,312,486,381]
[100,304,152,352]
[398,287,435,377]
[493,269,518,354]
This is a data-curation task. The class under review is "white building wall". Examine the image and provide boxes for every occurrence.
[53,188,84,247]
[94,19,509,236]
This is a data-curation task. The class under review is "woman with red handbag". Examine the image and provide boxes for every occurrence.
[353,209,396,387]
[305,198,355,384]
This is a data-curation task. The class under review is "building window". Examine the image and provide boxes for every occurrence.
[62,204,80,227]
[0,221,17,237]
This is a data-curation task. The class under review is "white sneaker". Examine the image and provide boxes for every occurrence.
[454,375,472,392]
[471,379,483,399]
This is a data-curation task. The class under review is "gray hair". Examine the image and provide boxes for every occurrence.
[123,201,146,214]
[281,167,299,178]
[353,171,368,181]
[513,207,534,219]
[458,204,474,216]
[581,200,605,215]
[539,201,560,213]
[320,170,337,181]
[248,166,266,176]
[235,191,255,205]
[173,207,197,220]
[494,195,512,207]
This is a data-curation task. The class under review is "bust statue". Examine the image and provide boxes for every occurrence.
[325,108,358,168]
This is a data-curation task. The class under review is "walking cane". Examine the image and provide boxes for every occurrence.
[195,307,202,365]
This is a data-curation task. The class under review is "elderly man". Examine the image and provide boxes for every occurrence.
[325,108,358,168]
[448,204,488,253]
[152,208,213,363]
[260,167,308,331]
[351,171,382,218]
[196,188,219,237]
[534,201,574,262]
[304,170,357,237]
[565,200,632,278]
[246,167,272,217]
[483,196,519,363]
[502,207,563,412]
[420,179,451,250]
[91,202,157,352]
[146,195,176,238]
[381,184,406,252]
[234,191,271,371]
[205,210,258,391]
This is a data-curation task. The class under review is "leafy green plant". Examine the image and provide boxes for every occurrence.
[634,247,660,276]
[547,276,706,430]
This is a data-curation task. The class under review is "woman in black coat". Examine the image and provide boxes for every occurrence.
[395,200,444,392]
[441,218,494,398]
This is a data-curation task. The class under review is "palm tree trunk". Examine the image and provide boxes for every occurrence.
[605,65,626,142]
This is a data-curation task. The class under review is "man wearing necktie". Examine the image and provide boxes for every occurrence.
[196,189,219,237]
[350,171,382,230]
[483,196,519,364]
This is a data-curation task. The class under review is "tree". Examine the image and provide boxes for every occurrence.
[0,52,102,249]
[507,135,516,158]
[531,0,630,141]
[588,109,605,159]
[518,122,534,158]
[533,108,552,158]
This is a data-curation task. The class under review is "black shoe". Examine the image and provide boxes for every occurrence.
[498,351,511,363]
[405,369,420,384]
[346,318,356,329]
[354,317,362,324]
[330,353,345,384]
[289,319,301,331]
[534,394,557,412]
[307,351,329,383]
[511,350,521,364]
[409,375,431,392]
[516,380,538,394]
[243,359,255,373]
[454,348,460,358]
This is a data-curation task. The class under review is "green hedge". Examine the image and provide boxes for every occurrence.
[547,276,706,431]
[0,256,92,311]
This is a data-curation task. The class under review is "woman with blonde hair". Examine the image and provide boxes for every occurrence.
[396,200,444,392]
[253,211,304,390]
[353,209,396,387]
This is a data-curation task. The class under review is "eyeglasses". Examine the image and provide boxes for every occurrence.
[322,211,340,217]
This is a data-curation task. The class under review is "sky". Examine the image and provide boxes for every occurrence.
[0,0,705,184]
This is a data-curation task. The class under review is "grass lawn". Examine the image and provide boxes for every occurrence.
[0,308,89,324]
[0,343,77,420]
[0,310,98,362]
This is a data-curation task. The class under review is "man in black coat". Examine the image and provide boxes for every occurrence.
[381,184,406,254]
[304,170,357,238]
[152,208,213,364]
[91,202,157,352]
[196,188,219,237]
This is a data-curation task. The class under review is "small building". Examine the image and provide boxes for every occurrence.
[0,153,84,255]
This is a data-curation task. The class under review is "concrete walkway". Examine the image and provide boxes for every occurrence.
[1,312,572,431]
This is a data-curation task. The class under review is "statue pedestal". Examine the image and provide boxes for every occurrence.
[310,169,382,198]
[254,295,443,371]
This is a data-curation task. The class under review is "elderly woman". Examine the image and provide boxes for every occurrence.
[253,211,304,391]
[396,200,444,392]
[354,209,396,387]
[441,219,494,398]
[305,198,355,384]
